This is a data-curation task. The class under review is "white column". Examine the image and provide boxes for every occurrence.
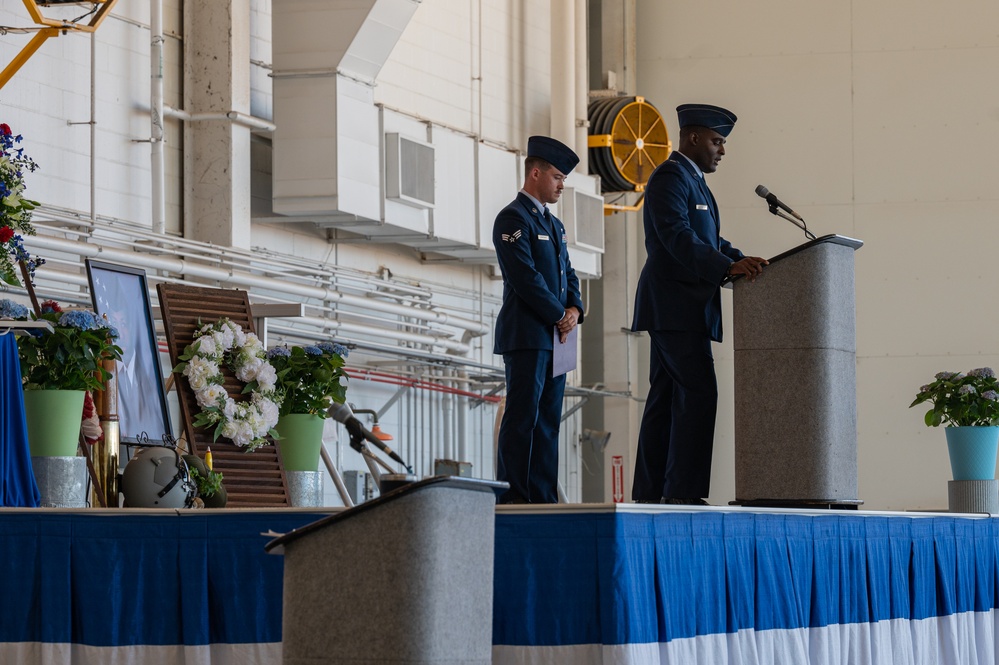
[183,0,252,249]
[550,0,575,150]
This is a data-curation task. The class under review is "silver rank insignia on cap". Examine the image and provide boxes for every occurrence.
[501,230,522,243]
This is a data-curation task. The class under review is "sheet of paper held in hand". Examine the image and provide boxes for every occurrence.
[552,325,577,377]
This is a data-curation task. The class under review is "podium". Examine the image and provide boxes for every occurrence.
[731,234,863,507]
[266,476,506,665]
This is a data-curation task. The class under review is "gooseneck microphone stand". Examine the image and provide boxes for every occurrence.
[768,202,817,241]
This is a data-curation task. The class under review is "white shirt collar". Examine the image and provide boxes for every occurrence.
[520,189,548,214]
[675,150,704,179]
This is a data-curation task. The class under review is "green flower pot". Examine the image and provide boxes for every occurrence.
[23,389,86,457]
[274,414,325,471]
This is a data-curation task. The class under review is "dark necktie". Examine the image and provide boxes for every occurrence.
[543,208,560,255]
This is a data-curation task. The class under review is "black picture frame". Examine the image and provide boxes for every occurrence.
[86,259,172,444]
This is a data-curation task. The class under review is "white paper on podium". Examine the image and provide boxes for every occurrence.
[552,326,577,377]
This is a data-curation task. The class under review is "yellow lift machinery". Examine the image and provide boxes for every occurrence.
[0,0,120,89]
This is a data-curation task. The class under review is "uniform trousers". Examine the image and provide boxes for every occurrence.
[632,330,718,502]
[496,348,565,503]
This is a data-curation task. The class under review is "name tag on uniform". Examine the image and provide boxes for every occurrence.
[696,204,708,210]
[538,234,550,240]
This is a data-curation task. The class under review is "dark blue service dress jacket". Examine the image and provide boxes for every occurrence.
[493,192,585,354]
[631,151,744,342]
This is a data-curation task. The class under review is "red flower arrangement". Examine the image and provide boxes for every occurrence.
[0,123,43,285]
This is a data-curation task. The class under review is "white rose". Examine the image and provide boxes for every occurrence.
[221,421,238,440]
[195,336,216,356]
[236,421,255,445]
[185,356,218,382]
[217,326,235,349]
[247,412,267,435]
[227,321,246,347]
[254,364,277,389]
[196,384,227,408]
[236,357,264,382]
[256,396,280,425]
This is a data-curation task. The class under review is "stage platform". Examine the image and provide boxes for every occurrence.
[0,503,997,664]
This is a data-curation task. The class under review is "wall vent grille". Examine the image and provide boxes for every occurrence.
[385,133,435,208]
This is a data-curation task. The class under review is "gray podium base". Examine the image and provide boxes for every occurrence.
[31,456,88,508]
[271,477,503,665]
[948,480,999,514]
[285,471,323,507]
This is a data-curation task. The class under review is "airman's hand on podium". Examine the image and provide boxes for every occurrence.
[728,256,768,282]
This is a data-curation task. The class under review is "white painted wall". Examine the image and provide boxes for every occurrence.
[376,0,555,151]
[0,2,184,229]
[634,0,999,510]
[0,0,593,504]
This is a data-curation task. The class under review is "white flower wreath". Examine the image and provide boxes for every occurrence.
[174,318,282,451]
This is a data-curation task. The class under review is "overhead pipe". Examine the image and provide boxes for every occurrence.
[37,211,438,304]
[346,368,501,403]
[164,105,277,132]
[22,234,489,336]
[282,314,470,354]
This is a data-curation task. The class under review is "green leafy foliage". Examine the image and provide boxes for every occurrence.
[910,368,999,428]
[188,465,224,498]
[266,342,349,418]
[17,306,122,392]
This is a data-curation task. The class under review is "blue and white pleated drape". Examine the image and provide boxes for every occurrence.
[0,331,39,507]
[0,512,326,665]
[493,511,999,665]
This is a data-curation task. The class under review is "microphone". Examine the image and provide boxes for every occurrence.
[755,184,804,222]
[328,403,411,471]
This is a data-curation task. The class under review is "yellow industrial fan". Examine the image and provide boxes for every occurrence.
[587,96,671,199]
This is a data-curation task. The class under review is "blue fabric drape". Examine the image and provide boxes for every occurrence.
[0,332,39,507]
[493,511,999,651]
[0,512,324,647]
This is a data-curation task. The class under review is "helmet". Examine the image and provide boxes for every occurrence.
[121,446,196,508]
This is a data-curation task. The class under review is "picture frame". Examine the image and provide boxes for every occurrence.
[86,259,173,444]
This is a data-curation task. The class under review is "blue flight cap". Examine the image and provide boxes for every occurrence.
[527,135,579,175]
[676,104,737,137]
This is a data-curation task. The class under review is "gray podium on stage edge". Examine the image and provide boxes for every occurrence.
[732,234,863,507]
[265,476,507,665]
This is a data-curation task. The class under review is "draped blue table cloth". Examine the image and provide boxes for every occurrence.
[3,507,999,665]
[0,331,39,507]
[492,509,999,665]
[0,511,326,664]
